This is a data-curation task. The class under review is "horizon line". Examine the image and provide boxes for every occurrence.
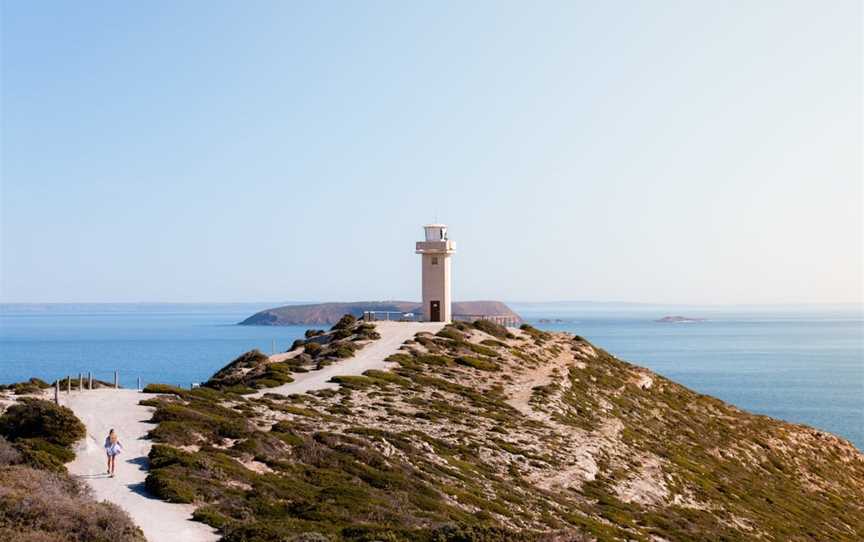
[1,300,862,308]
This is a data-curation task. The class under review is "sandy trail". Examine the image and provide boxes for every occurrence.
[256,321,445,397]
[62,388,219,542]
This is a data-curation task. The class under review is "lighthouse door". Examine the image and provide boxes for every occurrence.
[430,301,441,322]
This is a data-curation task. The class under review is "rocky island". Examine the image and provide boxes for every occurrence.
[655,315,707,323]
[239,300,521,326]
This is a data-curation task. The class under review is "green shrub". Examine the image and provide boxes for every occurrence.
[145,469,197,503]
[332,314,357,330]
[356,323,378,336]
[417,354,452,367]
[329,375,376,390]
[252,362,295,388]
[519,324,550,342]
[142,383,189,397]
[464,342,499,357]
[192,505,232,529]
[0,377,51,395]
[149,400,254,445]
[455,356,499,372]
[14,439,74,472]
[437,327,467,341]
[305,329,326,338]
[332,327,354,340]
[363,370,410,387]
[305,342,323,356]
[328,342,358,359]
[472,320,510,339]
[206,349,271,388]
[0,398,85,447]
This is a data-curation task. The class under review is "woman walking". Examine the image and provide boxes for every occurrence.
[104,429,123,477]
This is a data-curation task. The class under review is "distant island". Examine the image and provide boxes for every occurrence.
[655,315,706,323]
[239,300,521,326]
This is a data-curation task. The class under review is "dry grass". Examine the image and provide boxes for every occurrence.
[0,465,145,542]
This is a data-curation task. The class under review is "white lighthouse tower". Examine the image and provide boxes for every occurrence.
[415,224,455,322]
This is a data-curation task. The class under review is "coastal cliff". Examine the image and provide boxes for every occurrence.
[140,321,864,541]
[239,301,521,326]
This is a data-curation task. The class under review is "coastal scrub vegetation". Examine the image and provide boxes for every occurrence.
[0,398,85,471]
[202,316,382,393]
[0,377,50,395]
[139,323,864,541]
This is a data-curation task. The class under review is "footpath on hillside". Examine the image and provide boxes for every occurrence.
[62,389,220,542]
[59,320,443,542]
[255,321,444,397]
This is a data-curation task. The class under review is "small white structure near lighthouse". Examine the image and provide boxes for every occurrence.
[415,224,455,322]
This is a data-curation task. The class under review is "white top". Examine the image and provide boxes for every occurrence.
[105,437,123,455]
[423,224,448,241]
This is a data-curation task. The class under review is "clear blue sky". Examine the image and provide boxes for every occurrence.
[1,1,861,304]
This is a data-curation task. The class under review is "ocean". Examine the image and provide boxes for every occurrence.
[1,303,861,450]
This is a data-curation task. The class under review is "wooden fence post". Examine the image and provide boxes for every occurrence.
[88,372,93,390]
[137,376,141,391]
[79,373,83,391]
[66,376,71,395]
[54,380,59,405]
[114,371,118,389]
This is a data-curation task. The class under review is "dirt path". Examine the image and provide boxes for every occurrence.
[61,389,219,542]
[256,321,445,397]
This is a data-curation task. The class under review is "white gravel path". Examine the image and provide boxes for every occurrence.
[62,389,219,542]
[56,321,442,541]
[256,321,444,396]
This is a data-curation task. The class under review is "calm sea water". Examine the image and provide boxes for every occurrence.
[0,304,309,390]
[1,303,861,450]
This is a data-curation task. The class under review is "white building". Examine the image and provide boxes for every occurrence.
[415,224,455,322]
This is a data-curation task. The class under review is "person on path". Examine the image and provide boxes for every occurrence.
[104,429,123,477]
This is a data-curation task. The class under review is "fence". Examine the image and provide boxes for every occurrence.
[452,314,521,327]
[362,311,520,327]
[49,369,204,405]
[361,311,423,322]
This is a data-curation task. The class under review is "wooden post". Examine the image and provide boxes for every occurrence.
[54,380,59,405]
[79,373,83,391]
[114,370,118,389]
[137,376,141,391]
[66,376,71,394]
[88,372,93,390]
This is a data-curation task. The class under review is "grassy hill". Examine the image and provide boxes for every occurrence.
[140,321,864,541]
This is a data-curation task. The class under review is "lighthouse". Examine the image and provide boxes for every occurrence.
[415,224,455,322]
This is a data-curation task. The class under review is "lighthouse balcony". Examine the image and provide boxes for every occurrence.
[415,240,455,254]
